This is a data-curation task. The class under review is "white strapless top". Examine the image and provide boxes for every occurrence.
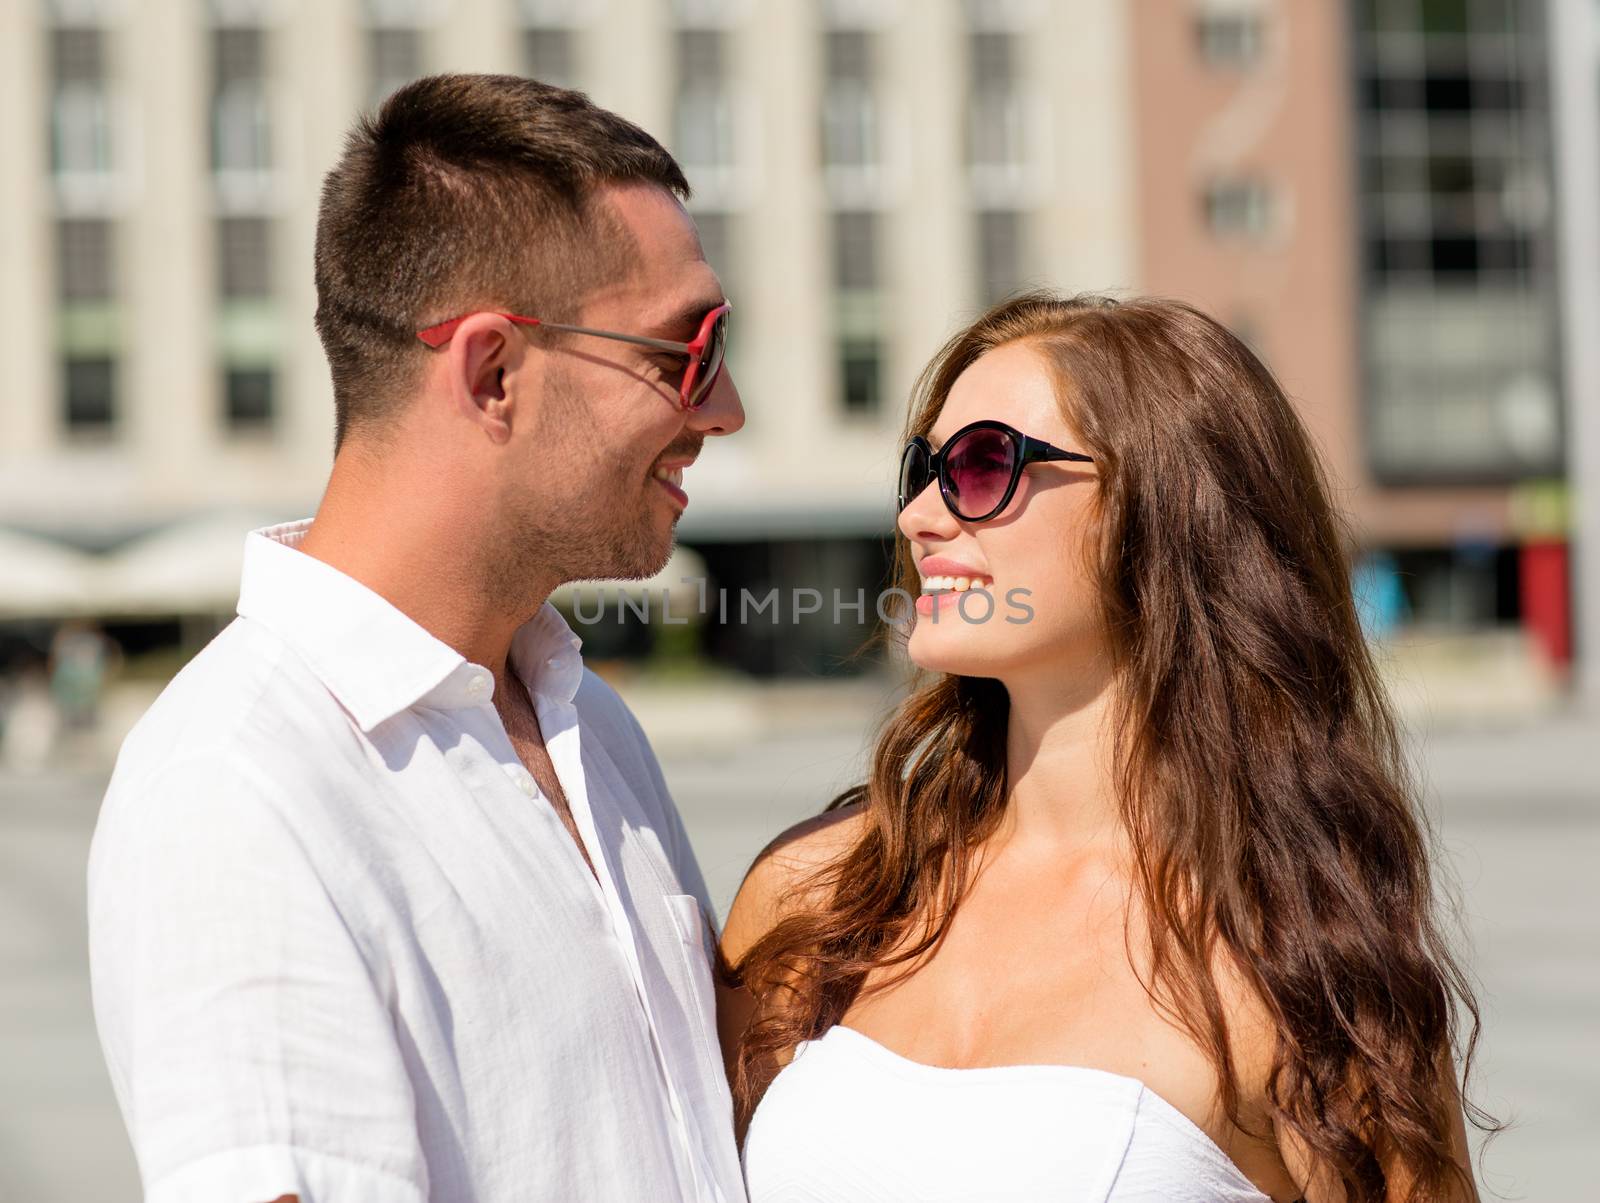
[742,1025,1274,1203]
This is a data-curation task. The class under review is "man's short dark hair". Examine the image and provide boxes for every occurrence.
[313,73,691,453]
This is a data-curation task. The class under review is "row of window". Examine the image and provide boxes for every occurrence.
[55,216,273,301]
[1354,0,1561,482]
[59,356,274,438]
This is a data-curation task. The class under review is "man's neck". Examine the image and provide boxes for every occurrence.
[297,452,553,676]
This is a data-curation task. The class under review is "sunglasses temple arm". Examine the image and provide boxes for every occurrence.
[534,320,694,356]
[1029,443,1095,464]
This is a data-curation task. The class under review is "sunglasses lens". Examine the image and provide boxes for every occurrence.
[945,427,1017,519]
[686,309,729,408]
[898,442,931,512]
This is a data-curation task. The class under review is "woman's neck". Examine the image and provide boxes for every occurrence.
[994,651,1125,858]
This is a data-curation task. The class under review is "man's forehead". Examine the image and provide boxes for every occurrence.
[595,182,700,261]
[585,185,724,332]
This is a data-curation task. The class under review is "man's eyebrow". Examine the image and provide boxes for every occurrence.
[646,297,726,341]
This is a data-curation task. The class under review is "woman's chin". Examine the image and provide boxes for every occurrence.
[906,624,1013,679]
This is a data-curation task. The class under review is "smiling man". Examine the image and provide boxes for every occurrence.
[87,74,745,1203]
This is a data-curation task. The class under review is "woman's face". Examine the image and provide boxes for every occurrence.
[897,341,1105,683]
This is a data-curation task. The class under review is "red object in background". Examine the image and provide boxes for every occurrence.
[1520,539,1572,667]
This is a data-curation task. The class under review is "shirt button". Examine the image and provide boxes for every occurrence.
[468,674,488,695]
[517,773,536,796]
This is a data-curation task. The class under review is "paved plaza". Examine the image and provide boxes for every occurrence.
[0,684,1594,1201]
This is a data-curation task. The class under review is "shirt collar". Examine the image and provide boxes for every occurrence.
[236,518,585,733]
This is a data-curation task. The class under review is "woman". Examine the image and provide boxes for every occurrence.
[718,294,1489,1202]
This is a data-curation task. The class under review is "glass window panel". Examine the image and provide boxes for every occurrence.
[677,27,722,78]
[832,211,878,291]
[1195,11,1265,68]
[524,27,574,87]
[1423,71,1474,109]
[51,86,112,175]
[675,30,733,170]
[967,32,1024,171]
[1203,178,1275,237]
[57,218,114,301]
[218,217,272,298]
[368,26,422,105]
[969,30,1014,91]
[1420,0,1469,34]
[51,26,104,84]
[211,27,271,172]
[225,365,275,429]
[214,26,265,84]
[63,354,115,431]
[826,29,870,84]
[839,338,882,414]
[977,209,1022,305]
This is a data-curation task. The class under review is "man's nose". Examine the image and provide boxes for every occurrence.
[686,367,744,436]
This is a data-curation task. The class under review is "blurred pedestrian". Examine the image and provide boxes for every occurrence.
[87,74,744,1203]
[1,657,58,774]
[48,619,121,730]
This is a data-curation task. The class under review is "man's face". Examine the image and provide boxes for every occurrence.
[503,183,743,588]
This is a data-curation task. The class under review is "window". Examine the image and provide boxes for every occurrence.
[976,209,1023,306]
[211,26,270,174]
[218,216,272,299]
[839,338,883,414]
[674,29,734,175]
[1203,178,1276,238]
[523,26,574,87]
[822,29,879,169]
[967,30,1025,173]
[50,26,112,178]
[832,211,883,414]
[368,25,423,107]
[63,355,115,433]
[225,366,275,430]
[57,219,114,301]
[1355,0,1561,481]
[1196,9,1265,68]
[832,210,879,291]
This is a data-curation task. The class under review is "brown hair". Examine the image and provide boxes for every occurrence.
[734,293,1494,1200]
[313,72,690,452]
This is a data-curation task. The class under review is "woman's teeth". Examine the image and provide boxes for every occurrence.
[652,465,684,489]
[920,575,993,594]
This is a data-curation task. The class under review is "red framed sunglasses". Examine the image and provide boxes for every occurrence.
[416,302,731,410]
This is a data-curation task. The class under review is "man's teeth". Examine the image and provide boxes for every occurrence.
[920,575,993,594]
[652,465,684,488]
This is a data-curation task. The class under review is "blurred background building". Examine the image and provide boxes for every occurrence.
[0,0,1594,693]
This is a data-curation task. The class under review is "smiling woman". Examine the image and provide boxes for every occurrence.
[723,292,1492,1203]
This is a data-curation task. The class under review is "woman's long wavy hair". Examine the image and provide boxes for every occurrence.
[732,293,1493,1200]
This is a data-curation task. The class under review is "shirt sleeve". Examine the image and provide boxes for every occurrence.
[87,755,428,1203]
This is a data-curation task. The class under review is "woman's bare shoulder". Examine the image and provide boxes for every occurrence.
[720,802,868,965]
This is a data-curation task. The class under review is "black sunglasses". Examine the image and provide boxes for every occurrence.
[898,420,1094,523]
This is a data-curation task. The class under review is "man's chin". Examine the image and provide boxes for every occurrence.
[600,528,676,584]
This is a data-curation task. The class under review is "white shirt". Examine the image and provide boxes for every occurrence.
[88,518,746,1203]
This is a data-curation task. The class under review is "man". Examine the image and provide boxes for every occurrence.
[88,74,746,1203]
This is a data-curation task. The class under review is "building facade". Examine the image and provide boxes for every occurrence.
[0,0,1587,683]
[1131,0,1575,673]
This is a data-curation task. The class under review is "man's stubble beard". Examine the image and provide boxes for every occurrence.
[485,369,676,609]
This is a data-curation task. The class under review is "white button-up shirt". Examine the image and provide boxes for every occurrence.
[88,519,746,1203]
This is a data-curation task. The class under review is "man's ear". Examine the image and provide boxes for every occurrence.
[443,315,523,445]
